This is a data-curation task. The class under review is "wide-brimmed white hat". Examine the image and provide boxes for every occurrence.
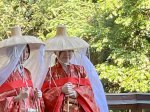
[0,26,44,48]
[45,25,89,51]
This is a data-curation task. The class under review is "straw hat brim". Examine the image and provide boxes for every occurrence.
[45,36,89,51]
[0,36,44,49]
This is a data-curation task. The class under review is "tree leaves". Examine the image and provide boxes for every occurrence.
[0,0,149,92]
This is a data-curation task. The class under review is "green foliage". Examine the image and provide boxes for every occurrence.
[0,0,149,93]
[0,0,96,41]
[94,0,150,92]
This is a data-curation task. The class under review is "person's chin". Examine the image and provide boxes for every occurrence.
[63,61,68,63]
[61,60,69,63]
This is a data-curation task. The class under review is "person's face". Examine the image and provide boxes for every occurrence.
[56,50,73,64]
[20,46,30,63]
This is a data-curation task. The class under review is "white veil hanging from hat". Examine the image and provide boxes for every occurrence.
[72,49,109,112]
[0,45,26,85]
[24,44,45,89]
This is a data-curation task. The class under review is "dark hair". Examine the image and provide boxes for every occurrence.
[57,50,74,56]
[26,44,30,59]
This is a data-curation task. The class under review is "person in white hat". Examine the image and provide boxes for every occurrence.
[0,26,45,112]
[42,25,109,112]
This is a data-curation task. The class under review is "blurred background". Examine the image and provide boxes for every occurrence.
[0,0,149,111]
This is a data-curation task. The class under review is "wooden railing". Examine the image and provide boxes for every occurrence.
[106,93,150,112]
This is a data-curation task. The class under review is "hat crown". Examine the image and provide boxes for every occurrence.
[55,25,68,37]
[11,26,22,37]
[45,25,89,51]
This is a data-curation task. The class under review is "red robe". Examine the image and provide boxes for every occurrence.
[42,63,100,112]
[0,68,45,112]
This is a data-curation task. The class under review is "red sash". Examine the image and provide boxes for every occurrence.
[42,77,91,91]
[0,80,33,94]
[42,77,93,112]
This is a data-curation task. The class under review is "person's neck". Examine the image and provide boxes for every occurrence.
[58,61,70,74]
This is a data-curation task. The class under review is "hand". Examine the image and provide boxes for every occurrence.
[62,82,78,98]
[14,88,29,102]
[62,82,74,95]
[66,90,78,99]
[34,89,42,98]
